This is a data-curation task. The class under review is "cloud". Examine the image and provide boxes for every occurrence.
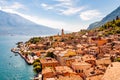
[0,8,67,30]
[0,1,26,11]
[41,0,85,16]
[10,2,25,10]
[54,0,73,6]
[1,6,85,31]
[16,11,85,31]
[41,3,53,10]
[0,1,83,31]
[0,0,8,5]
[60,7,85,15]
[80,10,102,20]
[0,1,25,15]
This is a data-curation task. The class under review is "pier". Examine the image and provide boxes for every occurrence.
[11,48,34,65]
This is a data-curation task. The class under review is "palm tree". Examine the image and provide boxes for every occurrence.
[33,65,42,73]
[33,60,42,74]
[33,62,40,67]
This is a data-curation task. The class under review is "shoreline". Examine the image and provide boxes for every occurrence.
[11,48,41,80]
[18,51,33,65]
[11,48,33,65]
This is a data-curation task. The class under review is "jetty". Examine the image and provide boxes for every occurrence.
[11,48,20,53]
[11,48,34,65]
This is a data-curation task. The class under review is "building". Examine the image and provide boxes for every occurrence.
[82,55,96,66]
[96,58,111,66]
[56,74,83,80]
[61,29,64,38]
[53,49,77,66]
[55,66,74,75]
[40,57,59,69]
[42,67,56,80]
[71,61,91,73]
[101,62,120,80]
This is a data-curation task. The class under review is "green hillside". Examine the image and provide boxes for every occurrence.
[98,16,120,36]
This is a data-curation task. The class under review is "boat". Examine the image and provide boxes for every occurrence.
[15,53,18,56]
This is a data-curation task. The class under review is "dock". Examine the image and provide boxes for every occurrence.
[11,48,34,65]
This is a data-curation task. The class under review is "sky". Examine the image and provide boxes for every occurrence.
[0,0,120,32]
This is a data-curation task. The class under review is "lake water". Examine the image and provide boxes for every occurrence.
[0,35,35,80]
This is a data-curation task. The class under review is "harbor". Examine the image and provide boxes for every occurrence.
[11,48,34,65]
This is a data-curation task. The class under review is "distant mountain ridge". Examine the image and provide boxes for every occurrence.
[88,6,120,30]
[0,10,60,36]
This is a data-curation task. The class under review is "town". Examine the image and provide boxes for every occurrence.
[12,18,120,80]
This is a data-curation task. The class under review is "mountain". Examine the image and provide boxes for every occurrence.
[88,6,120,30]
[0,10,60,36]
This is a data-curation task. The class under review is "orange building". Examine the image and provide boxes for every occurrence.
[97,39,107,46]
[42,67,56,80]
[71,61,91,73]
[91,38,107,46]
[40,57,59,69]
[55,66,74,75]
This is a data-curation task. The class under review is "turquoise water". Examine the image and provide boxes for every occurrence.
[0,35,34,80]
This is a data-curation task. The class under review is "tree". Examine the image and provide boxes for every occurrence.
[46,52,54,58]
[116,16,119,20]
[34,59,40,63]
[116,20,120,27]
[16,42,23,48]
[28,37,44,44]
[112,19,115,23]
[110,56,115,62]
[33,62,40,67]
[33,60,42,74]
[33,66,42,73]
[115,57,120,62]
[61,38,65,42]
